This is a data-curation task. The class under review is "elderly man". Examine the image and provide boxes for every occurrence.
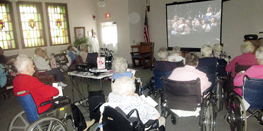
[168,52,211,93]
[33,48,67,87]
[226,41,258,77]
[234,46,263,96]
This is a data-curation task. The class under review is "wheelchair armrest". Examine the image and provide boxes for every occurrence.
[39,96,71,107]
[144,119,159,129]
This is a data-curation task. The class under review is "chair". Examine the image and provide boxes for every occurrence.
[161,78,216,131]
[33,63,56,85]
[130,42,154,69]
[235,63,251,75]
[9,91,73,131]
[225,75,263,131]
[95,105,159,131]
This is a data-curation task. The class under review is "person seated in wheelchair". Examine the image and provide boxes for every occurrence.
[167,46,185,64]
[0,63,7,88]
[13,54,93,130]
[234,46,263,96]
[102,76,164,126]
[168,52,211,94]
[112,57,134,80]
[226,41,258,77]
[212,43,229,62]
[153,47,178,90]
[196,44,218,73]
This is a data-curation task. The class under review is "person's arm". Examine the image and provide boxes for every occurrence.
[225,57,237,76]
[34,56,50,70]
[31,77,59,98]
[200,73,212,93]
[233,72,245,87]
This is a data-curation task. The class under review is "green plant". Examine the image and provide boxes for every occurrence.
[73,37,92,48]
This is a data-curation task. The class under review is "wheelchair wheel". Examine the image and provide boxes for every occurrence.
[226,96,247,131]
[216,80,224,111]
[171,114,176,125]
[9,111,30,131]
[27,117,66,131]
[200,97,216,131]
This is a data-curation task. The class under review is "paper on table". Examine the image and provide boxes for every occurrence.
[140,95,158,107]
[52,83,63,104]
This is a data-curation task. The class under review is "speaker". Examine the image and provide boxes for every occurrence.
[244,34,258,40]
[88,90,105,122]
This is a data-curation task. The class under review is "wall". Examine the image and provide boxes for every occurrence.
[149,0,263,59]
[96,0,131,62]
[4,0,98,58]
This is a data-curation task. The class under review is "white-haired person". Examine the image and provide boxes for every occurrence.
[112,57,133,80]
[33,48,67,87]
[197,44,218,71]
[167,46,185,64]
[226,41,258,77]
[234,46,263,96]
[212,43,229,61]
[169,52,211,94]
[154,47,178,90]
[79,44,89,63]
[106,76,164,127]
[14,54,94,130]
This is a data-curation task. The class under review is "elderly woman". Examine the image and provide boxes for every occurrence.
[167,46,185,63]
[154,47,178,71]
[108,76,160,124]
[112,57,133,80]
[226,41,258,77]
[234,46,263,96]
[67,45,77,64]
[197,44,218,70]
[169,52,211,94]
[13,54,94,130]
[212,43,229,60]
[79,44,88,63]
[13,54,59,114]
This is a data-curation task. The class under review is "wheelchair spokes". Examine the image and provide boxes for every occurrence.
[225,96,247,131]
[27,117,66,131]
[200,98,216,131]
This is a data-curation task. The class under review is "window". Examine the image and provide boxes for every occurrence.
[17,2,46,48]
[101,22,118,53]
[0,2,17,50]
[46,3,70,46]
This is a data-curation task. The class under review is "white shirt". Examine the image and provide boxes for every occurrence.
[33,55,51,70]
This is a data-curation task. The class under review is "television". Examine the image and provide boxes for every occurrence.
[166,0,222,51]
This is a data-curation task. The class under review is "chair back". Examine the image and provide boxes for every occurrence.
[162,78,201,111]
[198,65,217,91]
[102,106,143,131]
[217,59,227,77]
[153,61,177,89]
[235,63,251,75]
[17,93,39,124]
[243,75,263,109]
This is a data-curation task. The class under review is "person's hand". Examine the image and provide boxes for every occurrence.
[133,93,139,96]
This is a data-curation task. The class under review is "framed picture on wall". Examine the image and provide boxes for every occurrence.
[74,27,85,40]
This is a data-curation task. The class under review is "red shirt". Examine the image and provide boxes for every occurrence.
[13,73,59,114]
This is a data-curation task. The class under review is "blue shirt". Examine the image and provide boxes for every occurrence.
[112,71,133,80]
[0,64,7,88]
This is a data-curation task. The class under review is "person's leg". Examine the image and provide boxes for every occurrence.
[47,68,64,82]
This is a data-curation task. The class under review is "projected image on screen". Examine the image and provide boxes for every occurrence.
[166,0,222,49]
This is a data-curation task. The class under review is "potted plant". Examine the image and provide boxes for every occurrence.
[73,37,92,49]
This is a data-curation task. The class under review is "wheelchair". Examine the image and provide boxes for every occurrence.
[94,104,161,131]
[224,75,263,131]
[140,60,183,101]
[8,91,76,131]
[161,78,217,131]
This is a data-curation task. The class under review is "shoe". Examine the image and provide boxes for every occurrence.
[83,119,95,131]
[59,82,67,87]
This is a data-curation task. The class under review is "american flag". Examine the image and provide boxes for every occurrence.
[144,8,150,42]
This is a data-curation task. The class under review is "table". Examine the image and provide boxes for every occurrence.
[68,70,113,89]
[68,70,113,102]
